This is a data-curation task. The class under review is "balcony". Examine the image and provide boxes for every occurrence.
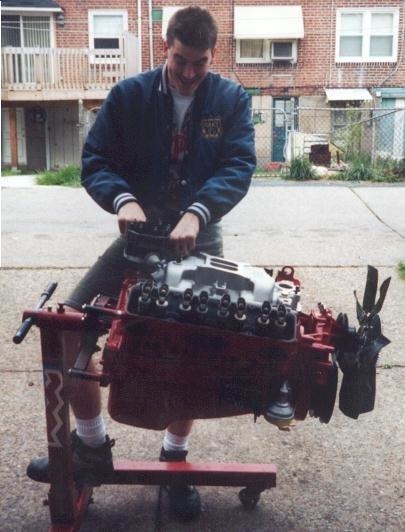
[1,45,137,101]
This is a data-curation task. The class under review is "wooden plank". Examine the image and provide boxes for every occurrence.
[9,107,18,167]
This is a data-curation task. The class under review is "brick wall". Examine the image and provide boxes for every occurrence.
[55,0,405,96]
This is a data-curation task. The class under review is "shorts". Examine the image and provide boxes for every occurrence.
[64,222,223,310]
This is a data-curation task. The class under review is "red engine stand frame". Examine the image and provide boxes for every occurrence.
[25,307,278,531]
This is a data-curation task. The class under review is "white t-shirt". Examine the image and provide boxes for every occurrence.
[167,86,194,210]
[171,87,194,134]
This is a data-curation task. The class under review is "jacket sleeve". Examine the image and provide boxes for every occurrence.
[186,86,256,226]
[81,84,139,214]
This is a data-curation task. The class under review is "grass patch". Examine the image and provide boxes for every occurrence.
[36,165,81,187]
[398,261,405,280]
[2,167,23,176]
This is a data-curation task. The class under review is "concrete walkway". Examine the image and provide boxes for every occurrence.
[2,177,404,267]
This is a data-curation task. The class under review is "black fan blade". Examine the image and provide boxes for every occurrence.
[354,290,366,323]
[359,314,390,361]
[362,265,378,313]
[360,335,391,360]
[370,276,391,317]
[339,365,376,419]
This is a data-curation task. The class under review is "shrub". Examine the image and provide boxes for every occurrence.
[374,157,405,182]
[36,165,81,187]
[287,156,317,180]
[341,155,375,181]
[398,261,405,280]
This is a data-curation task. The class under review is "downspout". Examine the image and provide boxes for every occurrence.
[148,0,154,69]
[137,0,142,71]
[328,0,335,87]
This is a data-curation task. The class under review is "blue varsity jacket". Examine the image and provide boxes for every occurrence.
[81,66,256,226]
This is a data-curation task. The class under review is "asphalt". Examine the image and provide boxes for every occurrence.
[1,176,405,531]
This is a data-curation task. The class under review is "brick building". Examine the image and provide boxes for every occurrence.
[2,0,404,170]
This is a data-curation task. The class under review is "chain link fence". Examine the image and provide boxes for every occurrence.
[253,106,405,179]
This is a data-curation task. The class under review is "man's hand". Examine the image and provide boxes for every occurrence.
[117,202,147,234]
[170,212,200,258]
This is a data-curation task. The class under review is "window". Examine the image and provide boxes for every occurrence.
[336,8,399,62]
[271,41,296,61]
[88,10,128,51]
[1,15,51,48]
[237,40,296,64]
[237,39,269,63]
[1,15,52,84]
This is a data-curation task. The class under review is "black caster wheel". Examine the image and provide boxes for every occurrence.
[238,487,260,510]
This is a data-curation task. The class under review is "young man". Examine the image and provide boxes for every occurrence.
[28,6,256,521]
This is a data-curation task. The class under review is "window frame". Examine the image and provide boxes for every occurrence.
[1,12,54,48]
[88,9,128,58]
[271,40,297,61]
[336,8,399,63]
[236,39,270,64]
[236,39,297,64]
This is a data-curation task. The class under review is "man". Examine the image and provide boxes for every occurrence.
[28,6,256,521]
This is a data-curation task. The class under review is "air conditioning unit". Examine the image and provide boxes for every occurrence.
[271,41,297,63]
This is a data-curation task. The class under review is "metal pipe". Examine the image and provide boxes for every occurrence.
[148,0,154,69]
[137,0,142,71]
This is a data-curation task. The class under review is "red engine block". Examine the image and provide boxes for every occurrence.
[101,267,339,431]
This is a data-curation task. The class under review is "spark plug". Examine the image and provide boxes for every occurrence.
[256,301,271,332]
[234,297,247,321]
[180,288,193,312]
[197,291,209,314]
[275,303,287,330]
[217,293,231,319]
[138,280,155,314]
[156,283,169,307]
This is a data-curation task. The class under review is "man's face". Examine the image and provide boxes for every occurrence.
[164,38,216,96]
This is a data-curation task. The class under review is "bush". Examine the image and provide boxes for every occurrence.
[374,157,405,182]
[340,155,375,181]
[36,165,81,187]
[398,261,405,280]
[287,156,317,180]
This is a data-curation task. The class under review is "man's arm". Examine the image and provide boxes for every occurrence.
[169,212,200,258]
[81,83,140,215]
[117,202,147,234]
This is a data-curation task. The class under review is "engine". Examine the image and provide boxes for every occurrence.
[83,223,391,432]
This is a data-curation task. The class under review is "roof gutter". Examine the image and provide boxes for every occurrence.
[1,6,62,12]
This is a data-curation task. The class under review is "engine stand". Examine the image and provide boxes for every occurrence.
[35,311,276,530]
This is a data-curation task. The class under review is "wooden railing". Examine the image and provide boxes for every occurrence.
[1,46,127,92]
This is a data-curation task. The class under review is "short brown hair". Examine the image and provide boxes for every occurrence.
[166,6,218,50]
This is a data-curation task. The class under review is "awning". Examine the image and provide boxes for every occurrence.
[374,88,405,99]
[325,88,373,102]
[1,0,62,9]
[234,6,304,40]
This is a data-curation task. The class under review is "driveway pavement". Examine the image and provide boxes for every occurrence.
[1,177,404,531]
